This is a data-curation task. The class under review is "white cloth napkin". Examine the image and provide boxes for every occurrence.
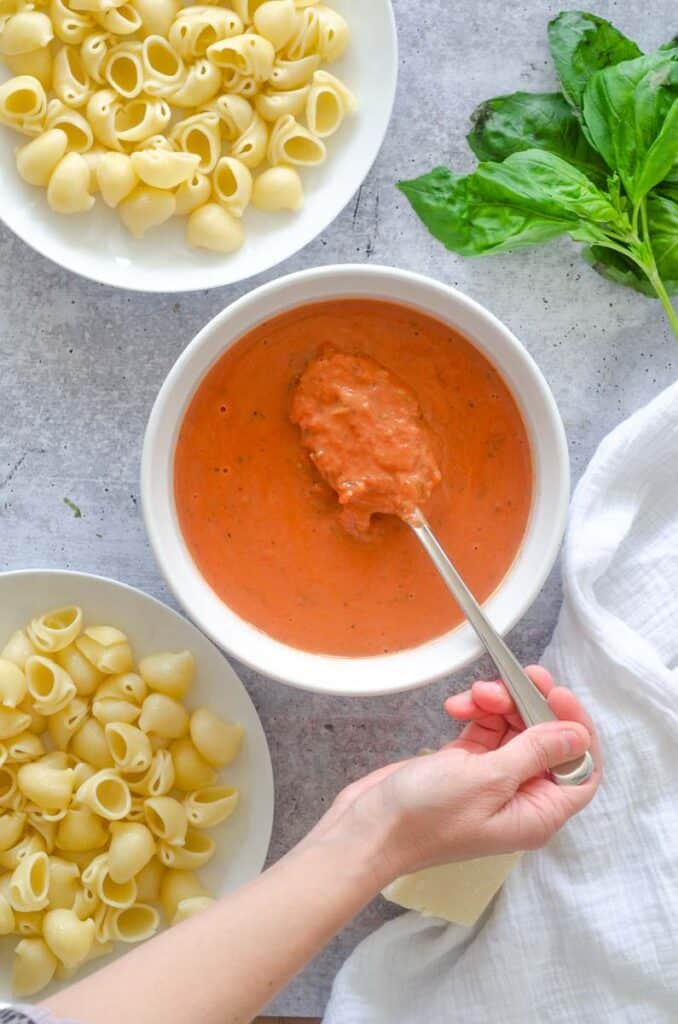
[324,381,678,1024]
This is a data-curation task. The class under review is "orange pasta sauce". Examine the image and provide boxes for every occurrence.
[174,299,533,656]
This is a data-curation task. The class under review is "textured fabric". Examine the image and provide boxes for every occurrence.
[324,381,678,1024]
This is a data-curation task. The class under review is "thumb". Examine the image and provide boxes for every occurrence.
[490,721,591,785]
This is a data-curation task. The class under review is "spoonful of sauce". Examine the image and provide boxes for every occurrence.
[292,349,593,786]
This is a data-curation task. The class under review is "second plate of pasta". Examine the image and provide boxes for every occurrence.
[0,569,274,1002]
[0,0,397,291]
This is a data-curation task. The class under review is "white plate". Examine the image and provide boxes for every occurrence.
[0,569,274,1002]
[0,1,398,291]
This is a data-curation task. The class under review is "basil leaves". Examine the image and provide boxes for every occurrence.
[398,11,678,343]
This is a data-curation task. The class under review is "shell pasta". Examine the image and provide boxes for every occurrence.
[0,605,245,996]
[0,0,355,253]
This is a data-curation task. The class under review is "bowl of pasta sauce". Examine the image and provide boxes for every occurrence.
[142,265,569,695]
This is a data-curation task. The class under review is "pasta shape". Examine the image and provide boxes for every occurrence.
[9,850,50,912]
[312,3,349,61]
[267,113,325,166]
[12,937,57,998]
[306,70,355,138]
[159,868,208,921]
[70,717,115,769]
[118,185,176,238]
[205,92,253,141]
[0,11,53,55]
[47,698,88,750]
[135,856,163,903]
[285,7,317,60]
[137,650,194,700]
[213,156,252,216]
[97,671,146,704]
[169,737,216,791]
[144,796,187,846]
[80,30,114,84]
[82,852,136,908]
[186,202,245,254]
[231,110,268,168]
[1,629,36,670]
[130,149,199,190]
[46,857,79,910]
[0,891,16,934]
[6,731,45,763]
[168,7,242,61]
[107,901,158,942]
[208,32,274,81]
[130,0,179,39]
[25,655,77,713]
[43,907,95,968]
[4,44,53,89]
[76,626,134,675]
[140,34,183,96]
[75,768,131,820]
[190,708,243,768]
[0,658,27,707]
[94,3,142,36]
[50,0,93,46]
[53,44,92,107]
[0,74,47,133]
[174,171,211,216]
[253,0,296,51]
[107,822,155,883]
[55,643,103,696]
[138,692,189,739]
[115,97,171,144]
[27,606,83,655]
[184,785,239,829]
[45,97,93,151]
[104,39,143,99]
[0,833,46,873]
[127,748,174,797]
[255,83,308,122]
[27,812,56,854]
[170,111,221,173]
[46,151,96,212]
[168,56,221,108]
[0,811,27,852]
[92,696,140,725]
[105,722,152,773]
[0,765,18,805]
[17,762,75,813]
[56,807,108,853]
[269,53,319,90]
[158,828,215,871]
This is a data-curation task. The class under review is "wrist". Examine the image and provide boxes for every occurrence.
[303,797,401,895]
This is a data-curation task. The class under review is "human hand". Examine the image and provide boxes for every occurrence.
[321,667,601,886]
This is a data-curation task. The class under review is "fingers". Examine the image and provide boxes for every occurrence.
[450,715,510,755]
[489,769,598,852]
[490,720,591,785]
[446,667,554,723]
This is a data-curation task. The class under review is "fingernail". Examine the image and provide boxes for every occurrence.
[484,682,504,695]
[560,728,583,753]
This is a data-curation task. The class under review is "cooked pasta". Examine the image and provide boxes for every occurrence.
[0,0,354,250]
[0,605,248,996]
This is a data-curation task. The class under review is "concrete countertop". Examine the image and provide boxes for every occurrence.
[0,0,675,1016]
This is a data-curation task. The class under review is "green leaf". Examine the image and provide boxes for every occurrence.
[397,150,624,256]
[548,10,641,110]
[583,49,678,203]
[584,196,678,295]
[467,91,608,183]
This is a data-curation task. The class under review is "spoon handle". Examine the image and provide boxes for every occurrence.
[410,517,593,787]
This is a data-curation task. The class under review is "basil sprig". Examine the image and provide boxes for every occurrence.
[399,11,678,343]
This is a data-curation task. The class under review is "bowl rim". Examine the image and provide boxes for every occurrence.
[0,0,398,293]
[142,263,570,695]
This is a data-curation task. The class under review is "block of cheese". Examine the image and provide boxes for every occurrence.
[382,853,521,927]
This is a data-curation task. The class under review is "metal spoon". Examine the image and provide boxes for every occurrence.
[411,515,594,786]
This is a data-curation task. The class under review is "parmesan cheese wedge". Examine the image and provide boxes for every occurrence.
[382,853,521,927]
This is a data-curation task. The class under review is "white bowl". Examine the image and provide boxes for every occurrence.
[0,569,274,1002]
[0,1,397,292]
[142,265,570,696]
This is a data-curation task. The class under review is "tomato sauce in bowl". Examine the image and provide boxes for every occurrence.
[174,298,532,657]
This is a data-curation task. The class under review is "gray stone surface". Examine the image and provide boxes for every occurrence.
[0,0,676,1016]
